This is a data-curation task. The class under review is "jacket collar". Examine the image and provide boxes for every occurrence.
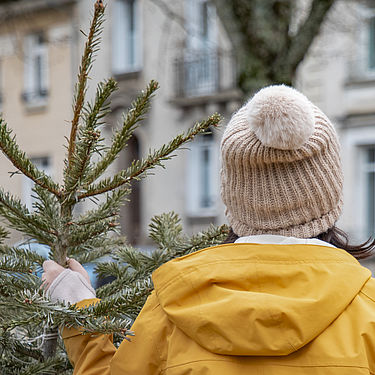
[235,234,336,248]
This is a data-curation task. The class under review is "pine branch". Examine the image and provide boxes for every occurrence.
[0,289,132,337]
[32,186,61,231]
[68,236,125,261]
[93,276,153,319]
[96,222,228,303]
[95,261,129,279]
[83,80,159,186]
[0,0,229,369]
[0,118,60,196]
[95,247,154,299]
[65,78,118,192]
[0,190,57,244]
[0,355,71,375]
[84,79,117,133]
[78,114,221,199]
[0,272,40,298]
[68,221,118,248]
[112,246,147,272]
[52,0,107,275]
[61,190,127,255]
[95,246,155,286]
[52,190,127,257]
[66,1,105,178]
[0,256,38,274]
[0,245,45,265]
[75,189,128,226]
[0,225,9,243]
[167,224,229,258]
[0,332,44,361]
[70,246,111,265]
[149,211,183,249]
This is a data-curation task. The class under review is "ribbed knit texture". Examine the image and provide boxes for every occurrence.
[220,87,343,238]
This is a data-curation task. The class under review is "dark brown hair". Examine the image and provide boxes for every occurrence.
[223,226,375,260]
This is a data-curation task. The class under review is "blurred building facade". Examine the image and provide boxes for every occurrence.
[297,1,375,243]
[2,0,375,253]
[0,0,240,246]
[0,0,76,241]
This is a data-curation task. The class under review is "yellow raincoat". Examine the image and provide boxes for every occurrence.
[63,243,375,374]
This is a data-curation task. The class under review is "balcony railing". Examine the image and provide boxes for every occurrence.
[21,88,48,104]
[174,49,236,98]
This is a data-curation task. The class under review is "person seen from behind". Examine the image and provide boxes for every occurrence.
[43,84,375,374]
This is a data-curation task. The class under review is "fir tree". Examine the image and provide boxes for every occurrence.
[0,1,228,373]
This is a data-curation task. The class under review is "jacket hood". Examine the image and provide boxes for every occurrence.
[152,243,371,356]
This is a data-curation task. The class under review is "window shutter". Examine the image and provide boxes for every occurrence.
[186,133,219,216]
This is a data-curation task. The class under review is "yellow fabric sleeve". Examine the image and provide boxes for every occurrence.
[110,291,172,374]
[62,292,170,374]
[62,298,116,375]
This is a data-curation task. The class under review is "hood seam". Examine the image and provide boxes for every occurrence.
[155,260,360,294]
[161,359,374,373]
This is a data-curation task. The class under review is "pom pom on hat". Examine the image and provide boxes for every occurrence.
[246,85,315,150]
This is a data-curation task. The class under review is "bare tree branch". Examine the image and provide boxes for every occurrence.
[287,0,336,71]
[150,0,187,32]
[151,0,337,94]
[211,0,247,53]
[213,0,337,94]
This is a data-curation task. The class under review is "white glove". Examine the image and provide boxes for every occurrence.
[42,258,96,304]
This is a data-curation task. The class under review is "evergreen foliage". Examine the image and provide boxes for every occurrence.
[0,1,228,372]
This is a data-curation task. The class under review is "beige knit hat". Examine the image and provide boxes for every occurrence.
[220,85,343,238]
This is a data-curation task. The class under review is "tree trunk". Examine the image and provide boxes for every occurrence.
[212,0,336,96]
[42,200,72,370]
[42,327,58,360]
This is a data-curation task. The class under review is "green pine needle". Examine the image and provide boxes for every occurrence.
[0,118,60,196]
[83,80,159,186]
[0,1,227,371]
[78,113,221,199]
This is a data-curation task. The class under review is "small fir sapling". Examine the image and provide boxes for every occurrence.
[0,1,228,373]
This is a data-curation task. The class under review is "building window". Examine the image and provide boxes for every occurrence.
[0,59,3,111]
[186,132,219,217]
[23,33,48,105]
[23,157,51,211]
[112,0,142,75]
[369,17,375,69]
[362,146,375,237]
[176,0,218,97]
[186,0,216,50]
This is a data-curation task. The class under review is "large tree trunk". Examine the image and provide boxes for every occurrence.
[212,0,336,95]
